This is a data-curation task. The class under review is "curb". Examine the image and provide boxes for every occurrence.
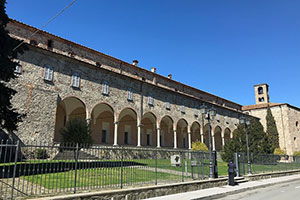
[192,176,300,200]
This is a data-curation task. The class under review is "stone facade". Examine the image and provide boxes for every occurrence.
[243,85,300,155]
[6,19,251,150]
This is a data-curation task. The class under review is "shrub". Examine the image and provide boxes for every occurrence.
[293,151,300,156]
[60,118,92,147]
[192,140,208,152]
[273,148,286,156]
[35,148,48,159]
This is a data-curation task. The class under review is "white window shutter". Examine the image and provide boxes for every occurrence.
[44,68,49,80]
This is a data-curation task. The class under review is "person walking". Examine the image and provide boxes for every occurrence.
[228,159,236,186]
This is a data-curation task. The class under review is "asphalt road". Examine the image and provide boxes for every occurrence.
[218,179,300,200]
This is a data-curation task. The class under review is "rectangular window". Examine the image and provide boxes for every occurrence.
[216,114,220,122]
[44,65,53,81]
[101,130,107,143]
[127,88,133,101]
[71,73,80,88]
[102,81,109,95]
[14,65,22,74]
[166,101,170,110]
[148,95,153,106]
[225,116,229,124]
[181,105,185,114]
[124,132,129,144]
[194,108,198,117]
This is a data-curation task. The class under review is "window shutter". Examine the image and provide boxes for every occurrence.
[128,88,133,100]
[166,102,170,110]
[181,105,185,113]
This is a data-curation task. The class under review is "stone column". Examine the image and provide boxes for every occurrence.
[113,122,118,146]
[222,136,225,147]
[188,132,192,150]
[200,127,204,143]
[157,128,161,148]
[221,129,225,147]
[212,134,216,151]
[174,130,177,149]
[137,125,142,147]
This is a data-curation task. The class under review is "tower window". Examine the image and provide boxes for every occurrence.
[30,39,38,45]
[258,87,263,94]
[296,121,299,127]
[258,97,265,102]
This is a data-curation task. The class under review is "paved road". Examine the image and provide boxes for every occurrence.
[218,179,300,200]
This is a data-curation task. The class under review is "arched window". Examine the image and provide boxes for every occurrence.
[258,97,265,102]
[258,87,263,94]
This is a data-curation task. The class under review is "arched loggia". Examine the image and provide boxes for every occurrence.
[160,116,174,148]
[90,103,114,145]
[141,112,157,147]
[176,119,188,149]
[54,97,86,142]
[118,108,138,146]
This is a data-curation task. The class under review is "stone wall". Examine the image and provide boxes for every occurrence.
[246,104,300,155]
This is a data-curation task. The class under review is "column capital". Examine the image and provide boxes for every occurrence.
[114,121,118,124]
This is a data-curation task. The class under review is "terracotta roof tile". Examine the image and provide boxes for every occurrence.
[242,103,284,111]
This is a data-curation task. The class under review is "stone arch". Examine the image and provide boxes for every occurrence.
[90,103,114,145]
[176,119,188,148]
[224,128,231,145]
[54,97,87,142]
[232,129,238,138]
[203,124,211,149]
[141,112,157,147]
[160,115,174,148]
[190,121,201,143]
[214,126,222,151]
[118,108,138,146]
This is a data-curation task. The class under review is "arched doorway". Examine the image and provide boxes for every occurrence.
[118,108,137,146]
[54,97,86,142]
[224,128,231,145]
[191,121,201,143]
[90,103,114,145]
[176,119,188,149]
[214,126,222,151]
[141,112,157,147]
[160,116,174,148]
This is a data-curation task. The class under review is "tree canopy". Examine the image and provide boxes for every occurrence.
[221,118,271,162]
[0,0,26,133]
[266,106,280,152]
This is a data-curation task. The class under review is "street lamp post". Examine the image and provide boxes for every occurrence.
[200,104,216,178]
[240,116,251,174]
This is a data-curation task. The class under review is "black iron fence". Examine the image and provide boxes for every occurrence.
[236,152,300,176]
[0,140,212,199]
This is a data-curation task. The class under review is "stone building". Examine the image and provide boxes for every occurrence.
[7,19,251,151]
[243,83,300,155]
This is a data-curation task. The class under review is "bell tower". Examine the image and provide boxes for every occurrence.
[254,83,270,104]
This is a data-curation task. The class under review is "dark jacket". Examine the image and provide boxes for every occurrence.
[228,162,235,174]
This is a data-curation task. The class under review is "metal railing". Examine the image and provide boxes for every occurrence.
[236,152,300,176]
[0,140,212,199]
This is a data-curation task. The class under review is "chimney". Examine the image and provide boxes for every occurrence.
[132,60,138,66]
[168,74,172,79]
[151,67,156,73]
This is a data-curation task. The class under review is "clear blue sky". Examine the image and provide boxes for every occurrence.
[6,0,300,107]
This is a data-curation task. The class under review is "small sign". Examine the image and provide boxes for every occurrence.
[171,155,181,166]
[191,160,197,166]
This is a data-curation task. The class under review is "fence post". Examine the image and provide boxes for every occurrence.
[120,146,124,189]
[155,149,157,185]
[73,143,79,194]
[11,140,20,200]
[181,151,184,182]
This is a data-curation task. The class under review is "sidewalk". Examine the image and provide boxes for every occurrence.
[145,174,300,200]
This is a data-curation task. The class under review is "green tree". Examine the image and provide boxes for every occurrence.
[221,118,271,162]
[0,0,25,133]
[266,106,279,152]
[60,118,92,145]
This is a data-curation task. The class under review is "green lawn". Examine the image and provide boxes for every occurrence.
[23,167,181,189]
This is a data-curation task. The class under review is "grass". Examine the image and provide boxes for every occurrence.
[22,167,181,189]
